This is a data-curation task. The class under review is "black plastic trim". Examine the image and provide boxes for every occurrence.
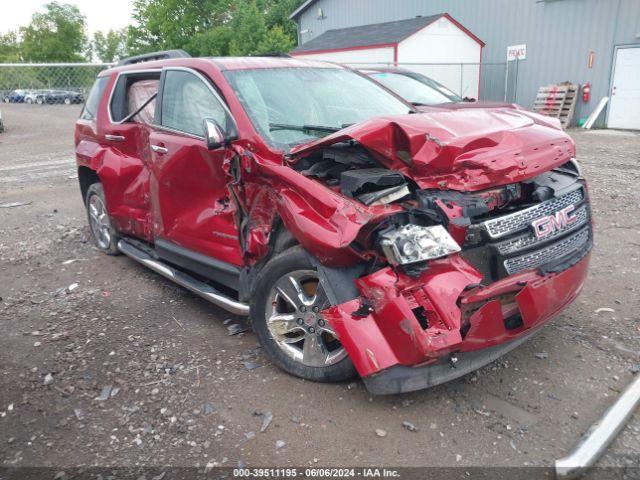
[155,239,241,290]
[363,328,541,395]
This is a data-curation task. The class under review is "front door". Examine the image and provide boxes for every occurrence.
[608,46,640,130]
[148,67,243,266]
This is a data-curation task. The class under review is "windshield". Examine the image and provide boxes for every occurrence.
[370,72,461,105]
[223,67,411,148]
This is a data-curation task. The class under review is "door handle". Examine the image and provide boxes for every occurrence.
[151,144,169,154]
[105,134,125,141]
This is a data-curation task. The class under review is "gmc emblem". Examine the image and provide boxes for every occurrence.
[531,205,577,239]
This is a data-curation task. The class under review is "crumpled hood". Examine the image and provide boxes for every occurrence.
[288,106,575,191]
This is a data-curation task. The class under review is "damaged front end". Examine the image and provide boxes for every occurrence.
[281,110,592,394]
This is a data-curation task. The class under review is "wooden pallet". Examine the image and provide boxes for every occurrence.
[533,83,578,128]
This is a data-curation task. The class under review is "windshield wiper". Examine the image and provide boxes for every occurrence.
[269,122,342,134]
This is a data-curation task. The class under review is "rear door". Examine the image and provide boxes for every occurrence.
[148,67,243,267]
[100,70,161,241]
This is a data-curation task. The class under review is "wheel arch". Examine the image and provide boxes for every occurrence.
[78,166,100,204]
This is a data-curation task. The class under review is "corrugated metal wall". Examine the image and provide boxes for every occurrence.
[295,0,640,126]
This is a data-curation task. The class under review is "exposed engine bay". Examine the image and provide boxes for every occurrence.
[291,139,590,285]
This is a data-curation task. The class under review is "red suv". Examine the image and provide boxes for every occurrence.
[75,51,592,394]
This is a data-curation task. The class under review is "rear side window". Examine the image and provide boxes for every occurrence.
[109,71,161,123]
[160,70,230,137]
[80,76,109,121]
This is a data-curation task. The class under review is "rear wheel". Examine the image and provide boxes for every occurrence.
[250,246,356,382]
[85,183,120,255]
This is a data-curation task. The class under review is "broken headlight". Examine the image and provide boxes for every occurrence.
[380,224,461,266]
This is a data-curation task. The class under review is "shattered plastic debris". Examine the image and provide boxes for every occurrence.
[95,386,113,401]
[0,201,31,208]
[203,402,215,415]
[227,324,247,335]
[594,307,615,314]
[258,411,273,432]
[535,352,549,359]
[43,373,54,386]
[375,429,387,437]
[402,421,418,432]
[275,440,286,450]
[66,283,79,293]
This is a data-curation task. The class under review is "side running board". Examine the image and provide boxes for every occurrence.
[117,239,250,316]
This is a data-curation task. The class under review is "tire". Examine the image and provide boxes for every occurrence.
[36,97,43,105]
[250,246,356,383]
[26,98,33,104]
[64,97,71,105]
[85,183,120,255]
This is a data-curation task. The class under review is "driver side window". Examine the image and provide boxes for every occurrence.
[160,69,229,136]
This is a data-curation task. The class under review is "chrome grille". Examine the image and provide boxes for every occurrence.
[504,226,590,275]
[483,189,584,239]
[494,205,589,255]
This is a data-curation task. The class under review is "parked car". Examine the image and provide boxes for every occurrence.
[363,67,465,107]
[36,90,84,105]
[24,89,50,104]
[3,89,31,103]
[75,51,592,394]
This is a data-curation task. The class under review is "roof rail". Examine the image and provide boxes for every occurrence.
[116,49,191,66]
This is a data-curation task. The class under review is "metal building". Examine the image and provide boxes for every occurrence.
[290,0,640,129]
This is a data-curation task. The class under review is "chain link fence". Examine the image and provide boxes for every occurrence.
[1,61,513,106]
[1,63,112,105]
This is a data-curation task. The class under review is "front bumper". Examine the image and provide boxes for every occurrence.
[323,252,590,394]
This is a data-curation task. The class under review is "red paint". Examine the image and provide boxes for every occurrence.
[289,106,575,192]
[328,254,590,377]
[75,56,590,384]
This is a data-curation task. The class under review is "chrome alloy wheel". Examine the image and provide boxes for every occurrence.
[265,270,347,367]
[88,194,112,249]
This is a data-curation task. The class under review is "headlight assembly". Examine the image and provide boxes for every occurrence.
[380,224,461,266]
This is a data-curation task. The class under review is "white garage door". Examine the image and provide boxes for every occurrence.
[608,46,640,130]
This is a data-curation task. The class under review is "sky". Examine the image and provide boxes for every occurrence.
[0,0,134,36]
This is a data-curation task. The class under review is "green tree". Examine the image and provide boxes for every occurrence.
[263,0,302,39]
[127,0,304,57]
[93,29,127,62]
[126,0,232,54]
[187,26,233,57]
[228,0,266,56]
[257,25,294,54]
[0,31,21,62]
[20,2,88,62]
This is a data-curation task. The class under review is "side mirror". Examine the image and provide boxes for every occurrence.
[204,118,227,150]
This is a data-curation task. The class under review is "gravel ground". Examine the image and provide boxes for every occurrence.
[0,104,639,478]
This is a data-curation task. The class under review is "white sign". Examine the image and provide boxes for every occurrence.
[507,44,527,61]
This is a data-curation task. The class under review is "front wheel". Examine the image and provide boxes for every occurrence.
[250,246,356,383]
[85,183,120,255]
